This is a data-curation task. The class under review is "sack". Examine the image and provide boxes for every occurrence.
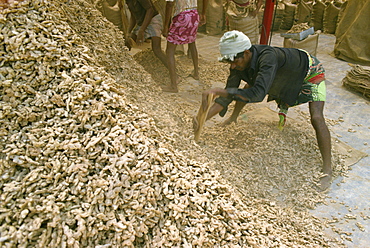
[272,3,285,31]
[280,2,297,30]
[311,0,325,31]
[206,0,224,35]
[323,2,340,34]
[226,0,256,19]
[336,0,347,26]
[294,0,313,25]
[228,15,259,44]
[342,65,370,100]
[101,0,123,31]
[334,0,370,65]
[283,32,319,57]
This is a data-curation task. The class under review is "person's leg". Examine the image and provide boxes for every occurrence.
[221,101,247,126]
[206,103,224,120]
[151,36,168,68]
[187,44,192,59]
[193,102,224,132]
[188,42,199,80]
[131,33,137,42]
[164,41,179,92]
[309,101,332,190]
[221,83,251,125]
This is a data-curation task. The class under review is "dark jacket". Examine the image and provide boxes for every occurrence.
[216,45,309,115]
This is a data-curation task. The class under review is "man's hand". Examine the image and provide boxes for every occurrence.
[162,26,169,38]
[199,14,206,26]
[125,34,134,50]
[136,29,145,45]
[202,88,227,111]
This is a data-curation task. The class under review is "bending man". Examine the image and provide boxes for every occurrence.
[195,30,332,191]
[126,0,168,67]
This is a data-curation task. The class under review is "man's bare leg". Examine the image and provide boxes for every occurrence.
[164,41,179,92]
[221,101,247,126]
[309,101,332,191]
[193,103,223,132]
[221,84,251,126]
[151,36,168,68]
[188,42,199,80]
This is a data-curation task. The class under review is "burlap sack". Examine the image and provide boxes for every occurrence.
[334,0,370,66]
[283,32,319,57]
[226,0,257,19]
[106,0,117,6]
[323,2,340,34]
[294,0,313,25]
[336,0,347,26]
[228,16,259,44]
[272,3,285,31]
[342,65,370,100]
[206,0,224,35]
[311,0,325,31]
[280,2,296,30]
[226,0,259,44]
[100,0,123,31]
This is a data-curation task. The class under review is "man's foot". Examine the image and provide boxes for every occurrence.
[317,174,332,192]
[175,76,181,85]
[220,117,237,127]
[162,85,178,93]
[188,71,199,80]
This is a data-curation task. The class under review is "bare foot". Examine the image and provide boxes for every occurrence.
[175,75,181,85]
[188,71,199,80]
[317,174,332,192]
[162,85,178,93]
[220,117,237,127]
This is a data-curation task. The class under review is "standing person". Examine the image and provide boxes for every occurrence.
[162,0,209,93]
[194,30,332,191]
[125,0,168,68]
[226,0,264,44]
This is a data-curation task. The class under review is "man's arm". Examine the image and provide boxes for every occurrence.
[128,10,137,35]
[125,8,137,50]
[135,1,156,44]
[199,0,209,26]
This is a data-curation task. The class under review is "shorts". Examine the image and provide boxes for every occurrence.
[133,14,162,39]
[293,52,326,106]
[167,9,199,45]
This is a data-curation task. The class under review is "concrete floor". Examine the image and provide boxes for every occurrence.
[303,34,370,248]
[194,32,370,248]
[135,31,370,247]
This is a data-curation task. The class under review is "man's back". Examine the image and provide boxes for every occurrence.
[232,45,310,105]
[126,0,158,25]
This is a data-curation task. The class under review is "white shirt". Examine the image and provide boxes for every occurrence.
[166,0,197,17]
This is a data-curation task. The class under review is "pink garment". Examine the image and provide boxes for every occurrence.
[167,9,199,45]
[166,0,197,18]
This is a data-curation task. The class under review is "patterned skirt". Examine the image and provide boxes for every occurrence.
[167,9,199,45]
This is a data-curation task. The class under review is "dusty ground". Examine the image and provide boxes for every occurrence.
[55,0,363,237]
[1,0,368,247]
[130,15,370,248]
[132,47,356,209]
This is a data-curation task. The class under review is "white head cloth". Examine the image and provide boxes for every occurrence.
[218,30,252,62]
